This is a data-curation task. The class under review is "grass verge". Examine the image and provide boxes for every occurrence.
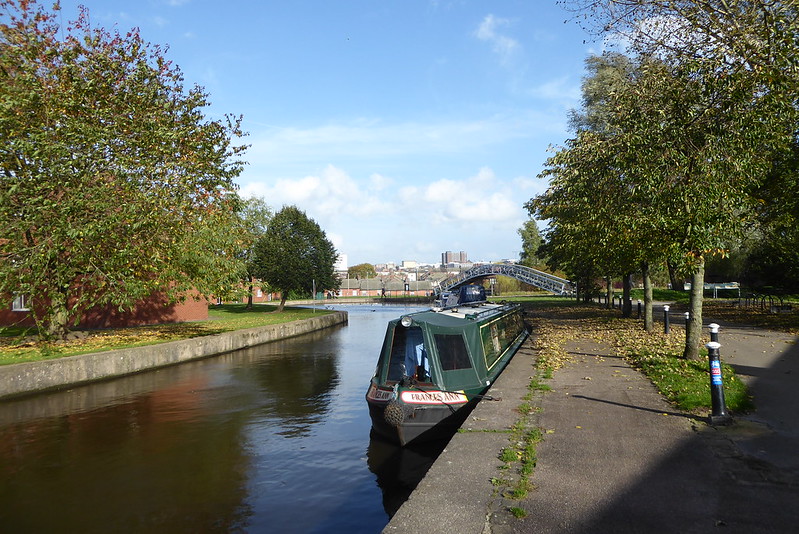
[0,304,334,366]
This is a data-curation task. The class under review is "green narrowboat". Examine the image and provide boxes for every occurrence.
[366,285,528,446]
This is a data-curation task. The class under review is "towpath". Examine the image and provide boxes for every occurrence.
[385,320,799,533]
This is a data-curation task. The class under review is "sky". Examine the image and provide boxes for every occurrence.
[51,0,604,267]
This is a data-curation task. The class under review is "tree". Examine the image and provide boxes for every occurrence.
[531,54,668,314]
[563,1,796,357]
[238,197,272,308]
[532,47,780,355]
[742,140,799,294]
[602,55,775,356]
[0,1,248,339]
[252,206,339,312]
[348,263,377,279]
[568,52,636,134]
[565,0,799,88]
[517,219,545,268]
[563,0,799,284]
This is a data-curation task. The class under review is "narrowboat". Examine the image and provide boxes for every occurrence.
[366,285,529,446]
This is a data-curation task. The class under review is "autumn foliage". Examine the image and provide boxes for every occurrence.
[0,0,248,338]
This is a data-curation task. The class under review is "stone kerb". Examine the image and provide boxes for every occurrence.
[0,311,348,400]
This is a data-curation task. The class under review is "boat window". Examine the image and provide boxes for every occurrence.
[481,322,502,368]
[435,333,472,371]
[387,326,429,381]
[481,311,525,369]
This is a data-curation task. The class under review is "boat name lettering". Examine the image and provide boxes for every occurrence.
[400,390,468,405]
[366,385,394,402]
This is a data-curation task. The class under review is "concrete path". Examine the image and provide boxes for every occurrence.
[711,326,799,475]
[385,324,799,534]
[511,336,799,533]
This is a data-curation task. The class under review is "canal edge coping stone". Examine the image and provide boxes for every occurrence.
[0,310,348,400]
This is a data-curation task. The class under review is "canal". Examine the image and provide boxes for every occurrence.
[0,304,447,533]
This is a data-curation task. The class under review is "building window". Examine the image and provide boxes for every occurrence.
[12,294,30,312]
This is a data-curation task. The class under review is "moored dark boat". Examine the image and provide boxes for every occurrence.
[366,285,528,445]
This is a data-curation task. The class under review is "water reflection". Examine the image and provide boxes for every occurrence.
[242,335,340,438]
[0,376,253,533]
[0,305,434,533]
[367,434,449,517]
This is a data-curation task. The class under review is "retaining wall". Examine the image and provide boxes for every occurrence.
[0,310,348,400]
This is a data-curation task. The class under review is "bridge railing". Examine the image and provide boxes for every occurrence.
[436,264,573,296]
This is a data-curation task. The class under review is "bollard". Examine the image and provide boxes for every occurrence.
[708,323,720,343]
[663,305,670,334]
[637,299,642,319]
[706,341,732,425]
[684,311,690,342]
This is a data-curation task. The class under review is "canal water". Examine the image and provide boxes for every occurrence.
[0,304,448,533]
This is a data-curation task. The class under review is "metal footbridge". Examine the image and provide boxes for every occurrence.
[436,263,573,296]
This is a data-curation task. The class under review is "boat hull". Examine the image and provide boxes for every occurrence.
[367,393,481,446]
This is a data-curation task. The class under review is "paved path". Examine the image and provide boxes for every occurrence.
[712,326,799,475]
[385,323,799,534]
[511,335,799,533]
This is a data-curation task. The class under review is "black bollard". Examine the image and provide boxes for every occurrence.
[684,311,690,330]
[663,305,670,334]
[637,300,642,319]
[706,341,732,425]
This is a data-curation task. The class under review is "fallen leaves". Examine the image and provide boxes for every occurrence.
[522,302,754,414]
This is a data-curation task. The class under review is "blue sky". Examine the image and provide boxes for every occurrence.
[55,0,601,267]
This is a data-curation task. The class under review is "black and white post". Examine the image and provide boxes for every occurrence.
[709,323,720,343]
[663,305,670,334]
[706,337,732,425]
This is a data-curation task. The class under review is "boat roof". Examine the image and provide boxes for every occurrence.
[397,302,517,328]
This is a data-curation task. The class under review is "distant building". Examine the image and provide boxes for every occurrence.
[335,254,348,272]
[441,250,468,265]
[1,290,208,329]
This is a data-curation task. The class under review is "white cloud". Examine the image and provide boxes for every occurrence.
[239,164,529,265]
[327,231,345,251]
[243,112,558,174]
[396,167,523,226]
[235,112,558,265]
[474,14,520,65]
[240,164,390,220]
[368,173,392,192]
[514,175,547,196]
[529,76,581,102]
